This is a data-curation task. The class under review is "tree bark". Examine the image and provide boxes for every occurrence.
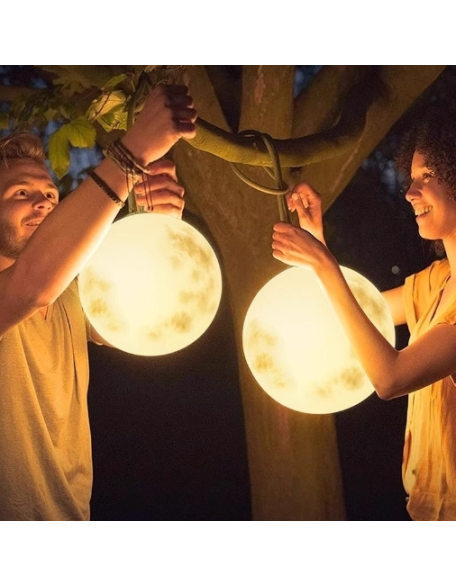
[176,65,347,519]
[290,65,446,211]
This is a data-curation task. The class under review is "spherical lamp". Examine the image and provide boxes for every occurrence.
[242,266,395,414]
[79,213,222,356]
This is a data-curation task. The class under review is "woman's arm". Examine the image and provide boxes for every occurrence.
[288,181,407,329]
[273,181,456,400]
[272,222,456,399]
[382,286,407,327]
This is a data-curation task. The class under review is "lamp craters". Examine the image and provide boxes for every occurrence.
[169,311,193,333]
[80,269,125,333]
[167,226,213,268]
[339,366,364,391]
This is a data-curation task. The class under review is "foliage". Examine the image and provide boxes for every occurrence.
[48,117,97,179]
[0,66,185,179]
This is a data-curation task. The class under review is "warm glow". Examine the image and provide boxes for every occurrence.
[79,213,222,356]
[242,266,395,414]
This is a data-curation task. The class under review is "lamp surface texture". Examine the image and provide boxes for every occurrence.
[79,213,222,356]
[242,266,395,414]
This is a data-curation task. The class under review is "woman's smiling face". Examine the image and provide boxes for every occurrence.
[405,151,456,244]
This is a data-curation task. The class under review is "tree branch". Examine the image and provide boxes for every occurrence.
[188,72,380,168]
[293,65,367,137]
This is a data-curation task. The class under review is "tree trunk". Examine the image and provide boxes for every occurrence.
[175,65,346,519]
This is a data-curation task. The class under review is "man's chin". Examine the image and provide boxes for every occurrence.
[0,222,28,260]
[0,240,26,260]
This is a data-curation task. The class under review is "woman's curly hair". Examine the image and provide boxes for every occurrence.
[395,100,456,256]
[396,100,456,197]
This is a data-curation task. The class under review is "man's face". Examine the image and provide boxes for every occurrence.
[0,159,59,261]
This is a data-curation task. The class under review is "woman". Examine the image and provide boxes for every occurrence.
[272,103,456,521]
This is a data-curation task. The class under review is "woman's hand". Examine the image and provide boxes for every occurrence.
[287,181,326,245]
[272,221,334,272]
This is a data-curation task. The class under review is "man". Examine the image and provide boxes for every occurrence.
[0,84,197,520]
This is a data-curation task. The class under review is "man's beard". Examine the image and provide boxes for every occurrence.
[0,217,27,259]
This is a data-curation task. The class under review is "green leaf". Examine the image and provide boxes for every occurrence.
[48,66,92,96]
[48,126,71,179]
[97,107,128,132]
[86,90,127,122]
[65,116,96,148]
[53,77,87,96]
[103,74,128,90]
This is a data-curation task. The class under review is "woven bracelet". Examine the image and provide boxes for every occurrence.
[88,169,125,208]
[115,139,150,174]
[104,139,149,176]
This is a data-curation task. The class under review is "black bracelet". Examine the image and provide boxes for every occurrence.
[88,169,125,208]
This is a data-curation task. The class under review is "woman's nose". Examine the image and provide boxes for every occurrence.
[405,181,420,202]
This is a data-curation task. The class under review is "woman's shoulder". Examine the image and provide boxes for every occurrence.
[404,258,450,299]
[425,258,450,288]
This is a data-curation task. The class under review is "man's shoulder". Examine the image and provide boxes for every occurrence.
[56,279,84,314]
[59,279,81,300]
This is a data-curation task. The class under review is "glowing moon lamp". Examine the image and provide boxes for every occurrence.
[242,266,395,414]
[78,213,222,356]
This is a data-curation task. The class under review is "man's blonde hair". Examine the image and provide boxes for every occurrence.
[0,132,46,167]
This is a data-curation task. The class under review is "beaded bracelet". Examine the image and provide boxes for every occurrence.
[88,169,125,208]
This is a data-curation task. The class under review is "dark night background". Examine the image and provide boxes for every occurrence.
[2,66,454,521]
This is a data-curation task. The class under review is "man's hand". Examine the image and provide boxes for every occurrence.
[134,159,185,219]
[287,182,326,245]
[122,84,197,166]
